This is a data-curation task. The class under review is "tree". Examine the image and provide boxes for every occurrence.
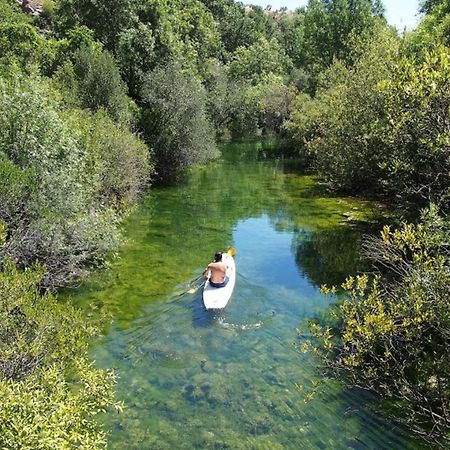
[117,23,156,98]
[203,58,239,137]
[227,36,292,84]
[54,44,134,124]
[288,0,386,91]
[246,4,277,39]
[277,10,306,69]
[54,0,137,51]
[285,24,400,195]
[420,0,449,13]
[245,73,297,134]
[139,0,222,74]
[140,61,219,183]
[412,0,450,47]
[200,0,258,56]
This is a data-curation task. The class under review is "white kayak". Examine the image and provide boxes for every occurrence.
[203,252,236,310]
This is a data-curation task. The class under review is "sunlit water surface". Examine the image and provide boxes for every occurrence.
[69,142,422,449]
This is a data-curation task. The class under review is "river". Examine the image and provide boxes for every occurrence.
[69,141,421,449]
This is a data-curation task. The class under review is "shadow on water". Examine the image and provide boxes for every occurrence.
[190,289,220,329]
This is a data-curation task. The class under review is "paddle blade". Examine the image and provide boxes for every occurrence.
[227,247,236,256]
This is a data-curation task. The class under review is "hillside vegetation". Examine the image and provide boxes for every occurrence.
[0,0,449,447]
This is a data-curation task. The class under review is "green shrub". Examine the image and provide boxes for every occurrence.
[246,73,297,134]
[286,26,450,210]
[54,45,134,125]
[204,58,296,139]
[66,108,152,205]
[0,260,118,449]
[377,45,450,208]
[0,22,55,70]
[140,61,218,183]
[0,0,30,23]
[285,24,400,194]
[311,205,450,446]
[0,160,36,229]
[227,36,292,85]
[0,72,151,287]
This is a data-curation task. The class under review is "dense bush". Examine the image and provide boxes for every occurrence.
[377,44,450,208]
[0,0,28,23]
[54,44,134,124]
[285,25,400,194]
[0,22,56,71]
[284,1,450,212]
[226,36,292,84]
[312,206,450,445]
[247,73,298,134]
[203,58,237,137]
[227,74,297,138]
[286,35,450,210]
[0,72,151,288]
[66,108,152,205]
[204,57,297,139]
[140,61,218,183]
[0,260,118,449]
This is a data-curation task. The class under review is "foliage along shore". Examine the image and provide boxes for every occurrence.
[0,0,449,447]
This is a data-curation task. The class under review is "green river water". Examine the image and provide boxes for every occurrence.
[69,142,423,449]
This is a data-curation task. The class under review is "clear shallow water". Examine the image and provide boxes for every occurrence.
[69,142,422,449]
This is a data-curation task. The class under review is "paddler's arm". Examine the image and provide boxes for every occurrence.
[203,262,214,278]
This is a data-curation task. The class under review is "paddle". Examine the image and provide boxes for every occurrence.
[187,247,236,294]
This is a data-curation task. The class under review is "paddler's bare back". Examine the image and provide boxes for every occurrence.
[206,261,227,283]
[203,252,228,284]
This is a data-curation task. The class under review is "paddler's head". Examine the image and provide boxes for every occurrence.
[214,252,223,262]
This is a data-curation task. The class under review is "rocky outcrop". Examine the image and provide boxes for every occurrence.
[20,0,43,16]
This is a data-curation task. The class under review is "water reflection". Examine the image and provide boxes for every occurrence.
[294,225,366,288]
[190,290,222,328]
